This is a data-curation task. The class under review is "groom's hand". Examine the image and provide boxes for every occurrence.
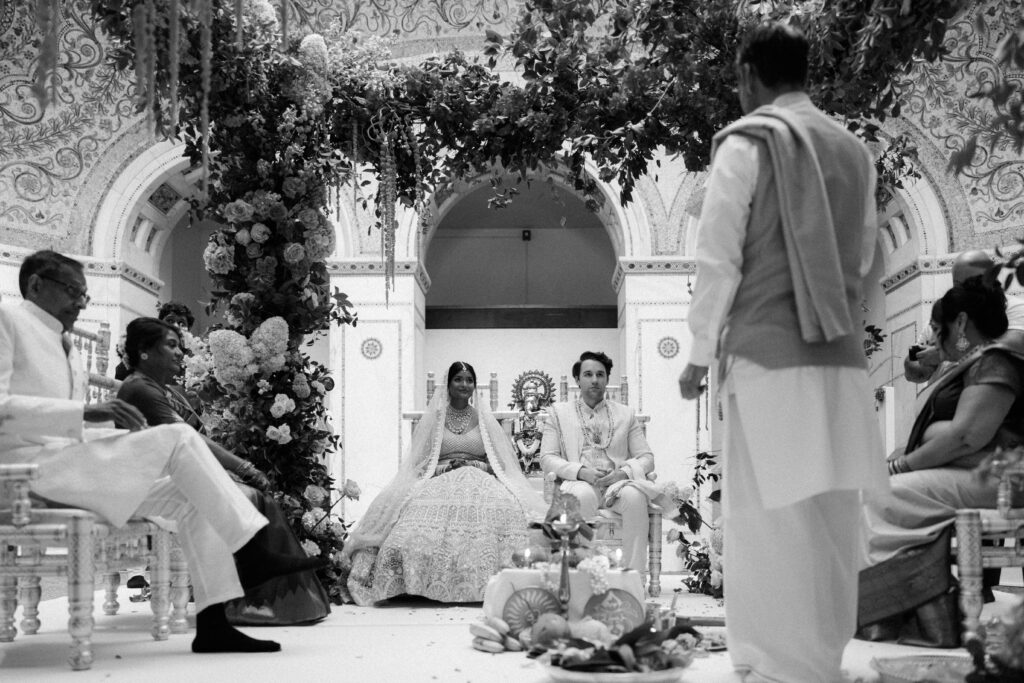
[678,364,709,400]
[596,470,628,489]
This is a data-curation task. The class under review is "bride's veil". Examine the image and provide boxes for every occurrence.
[343,383,448,557]
[343,368,547,558]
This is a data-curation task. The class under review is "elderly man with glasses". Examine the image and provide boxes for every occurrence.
[0,250,325,656]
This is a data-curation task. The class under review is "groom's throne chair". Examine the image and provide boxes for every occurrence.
[554,375,663,597]
[955,449,1024,647]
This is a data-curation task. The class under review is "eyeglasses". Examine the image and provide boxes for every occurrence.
[39,275,91,304]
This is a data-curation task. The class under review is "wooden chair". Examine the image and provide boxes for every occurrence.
[0,465,174,670]
[955,450,1024,646]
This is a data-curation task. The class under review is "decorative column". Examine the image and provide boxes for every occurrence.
[613,257,700,572]
[328,259,430,521]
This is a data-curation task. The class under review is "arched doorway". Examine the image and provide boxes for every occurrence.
[422,180,620,397]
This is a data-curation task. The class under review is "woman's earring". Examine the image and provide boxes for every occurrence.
[955,332,969,353]
[140,352,149,360]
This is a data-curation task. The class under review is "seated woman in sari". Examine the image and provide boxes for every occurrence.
[116,317,330,625]
[859,278,1024,646]
[344,362,548,604]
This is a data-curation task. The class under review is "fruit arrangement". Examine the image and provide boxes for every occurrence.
[539,620,708,674]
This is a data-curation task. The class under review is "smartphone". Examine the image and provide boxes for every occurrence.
[908,345,923,361]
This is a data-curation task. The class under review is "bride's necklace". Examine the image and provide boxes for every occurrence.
[576,399,614,449]
[445,405,473,434]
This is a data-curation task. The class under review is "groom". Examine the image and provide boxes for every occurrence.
[539,351,655,572]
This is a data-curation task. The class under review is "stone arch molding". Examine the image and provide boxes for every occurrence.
[388,162,653,264]
[91,137,192,269]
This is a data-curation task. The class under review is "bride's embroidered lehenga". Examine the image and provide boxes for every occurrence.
[345,387,548,604]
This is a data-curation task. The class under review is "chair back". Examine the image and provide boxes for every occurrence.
[70,323,121,403]
[561,375,630,405]
[426,371,499,411]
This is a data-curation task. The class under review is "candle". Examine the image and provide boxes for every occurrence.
[612,548,623,567]
[523,548,531,566]
[559,512,568,524]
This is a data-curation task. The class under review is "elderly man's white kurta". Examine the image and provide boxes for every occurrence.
[0,300,266,610]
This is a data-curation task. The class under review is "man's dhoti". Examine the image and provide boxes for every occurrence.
[721,360,887,682]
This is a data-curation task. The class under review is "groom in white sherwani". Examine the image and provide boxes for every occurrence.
[540,351,656,572]
[0,250,322,654]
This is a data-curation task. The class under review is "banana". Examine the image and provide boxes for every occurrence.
[484,615,511,636]
[472,636,505,653]
[470,622,504,642]
[503,635,523,651]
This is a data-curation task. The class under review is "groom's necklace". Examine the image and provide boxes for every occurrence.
[445,405,473,434]
[576,399,614,448]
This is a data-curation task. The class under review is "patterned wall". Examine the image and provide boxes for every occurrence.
[896,0,1024,250]
[1,0,1023,260]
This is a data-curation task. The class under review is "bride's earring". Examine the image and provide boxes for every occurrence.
[140,352,149,360]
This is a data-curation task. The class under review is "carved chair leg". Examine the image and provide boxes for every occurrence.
[169,543,190,633]
[149,530,171,641]
[102,571,120,616]
[0,545,17,642]
[956,510,985,647]
[19,573,41,635]
[647,512,662,598]
[66,515,95,671]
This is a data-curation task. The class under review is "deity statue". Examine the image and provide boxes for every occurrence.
[509,370,556,475]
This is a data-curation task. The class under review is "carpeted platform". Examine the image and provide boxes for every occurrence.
[0,574,1015,682]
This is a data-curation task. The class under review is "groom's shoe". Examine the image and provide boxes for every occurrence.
[234,539,328,590]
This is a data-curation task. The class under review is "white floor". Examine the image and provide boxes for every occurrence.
[0,575,1015,682]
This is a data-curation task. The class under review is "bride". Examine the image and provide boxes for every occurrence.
[344,361,547,604]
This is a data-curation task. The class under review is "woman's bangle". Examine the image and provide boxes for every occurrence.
[236,460,257,477]
[887,456,912,476]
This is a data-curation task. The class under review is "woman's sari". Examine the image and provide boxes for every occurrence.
[118,372,331,625]
[857,335,1024,646]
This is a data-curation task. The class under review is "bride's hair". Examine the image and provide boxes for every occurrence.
[446,361,477,386]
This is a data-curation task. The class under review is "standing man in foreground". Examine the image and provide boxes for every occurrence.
[677,24,889,682]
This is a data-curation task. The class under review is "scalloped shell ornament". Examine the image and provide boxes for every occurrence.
[502,587,561,636]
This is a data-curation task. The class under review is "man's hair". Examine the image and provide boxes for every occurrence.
[157,301,196,330]
[737,22,809,89]
[572,351,614,380]
[19,250,84,296]
[951,249,996,286]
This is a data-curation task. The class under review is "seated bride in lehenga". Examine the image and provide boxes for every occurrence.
[344,361,548,604]
[858,278,1024,646]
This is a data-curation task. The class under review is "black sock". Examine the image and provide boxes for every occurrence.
[191,603,281,653]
